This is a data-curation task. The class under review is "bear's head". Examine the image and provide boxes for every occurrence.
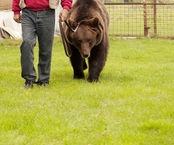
[66,17,103,58]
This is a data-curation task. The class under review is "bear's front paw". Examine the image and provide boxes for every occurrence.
[73,73,85,79]
[87,77,99,83]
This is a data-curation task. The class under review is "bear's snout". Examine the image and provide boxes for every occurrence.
[83,54,89,58]
[81,43,91,58]
[82,53,90,58]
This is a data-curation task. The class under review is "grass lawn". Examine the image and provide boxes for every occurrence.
[0,37,174,145]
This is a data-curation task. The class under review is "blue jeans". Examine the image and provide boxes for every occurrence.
[20,8,55,82]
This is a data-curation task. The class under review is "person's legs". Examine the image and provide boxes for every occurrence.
[20,9,37,82]
[36,9,55,83]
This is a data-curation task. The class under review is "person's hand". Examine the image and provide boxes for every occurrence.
[59,9,69,22]
[13,14,21,23]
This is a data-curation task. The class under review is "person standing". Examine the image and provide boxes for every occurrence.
[12,0,72,88]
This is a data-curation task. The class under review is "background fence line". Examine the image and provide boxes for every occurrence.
[105,0,174,38]
[1,0,174,38]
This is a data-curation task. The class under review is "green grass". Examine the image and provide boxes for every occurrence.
[0,37,174,145]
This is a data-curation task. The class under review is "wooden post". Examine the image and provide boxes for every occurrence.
[154,0,157,36]
[143,0,148,37]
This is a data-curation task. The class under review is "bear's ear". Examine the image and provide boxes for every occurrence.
[67,19,79,30]
[88,17,99,28]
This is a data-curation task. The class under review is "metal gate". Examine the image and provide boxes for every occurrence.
[105,0,174,38]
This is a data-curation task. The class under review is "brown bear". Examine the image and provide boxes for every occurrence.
[63,0,109,82]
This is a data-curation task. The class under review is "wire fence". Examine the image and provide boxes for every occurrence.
[1,0,174,38]
[105,0,174,38]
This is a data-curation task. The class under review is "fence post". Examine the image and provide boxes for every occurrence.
[143,0,148,37]
[154,0,157,36]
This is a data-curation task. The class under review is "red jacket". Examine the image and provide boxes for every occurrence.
[12,0,72,14]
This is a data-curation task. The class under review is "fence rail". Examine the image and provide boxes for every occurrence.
[105,1,174,38]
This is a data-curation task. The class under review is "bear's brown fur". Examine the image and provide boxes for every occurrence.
[64,0,109,82]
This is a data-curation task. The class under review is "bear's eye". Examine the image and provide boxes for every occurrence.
[78,40,82,44]
[88,39,93,46]
[75,40,81,45]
